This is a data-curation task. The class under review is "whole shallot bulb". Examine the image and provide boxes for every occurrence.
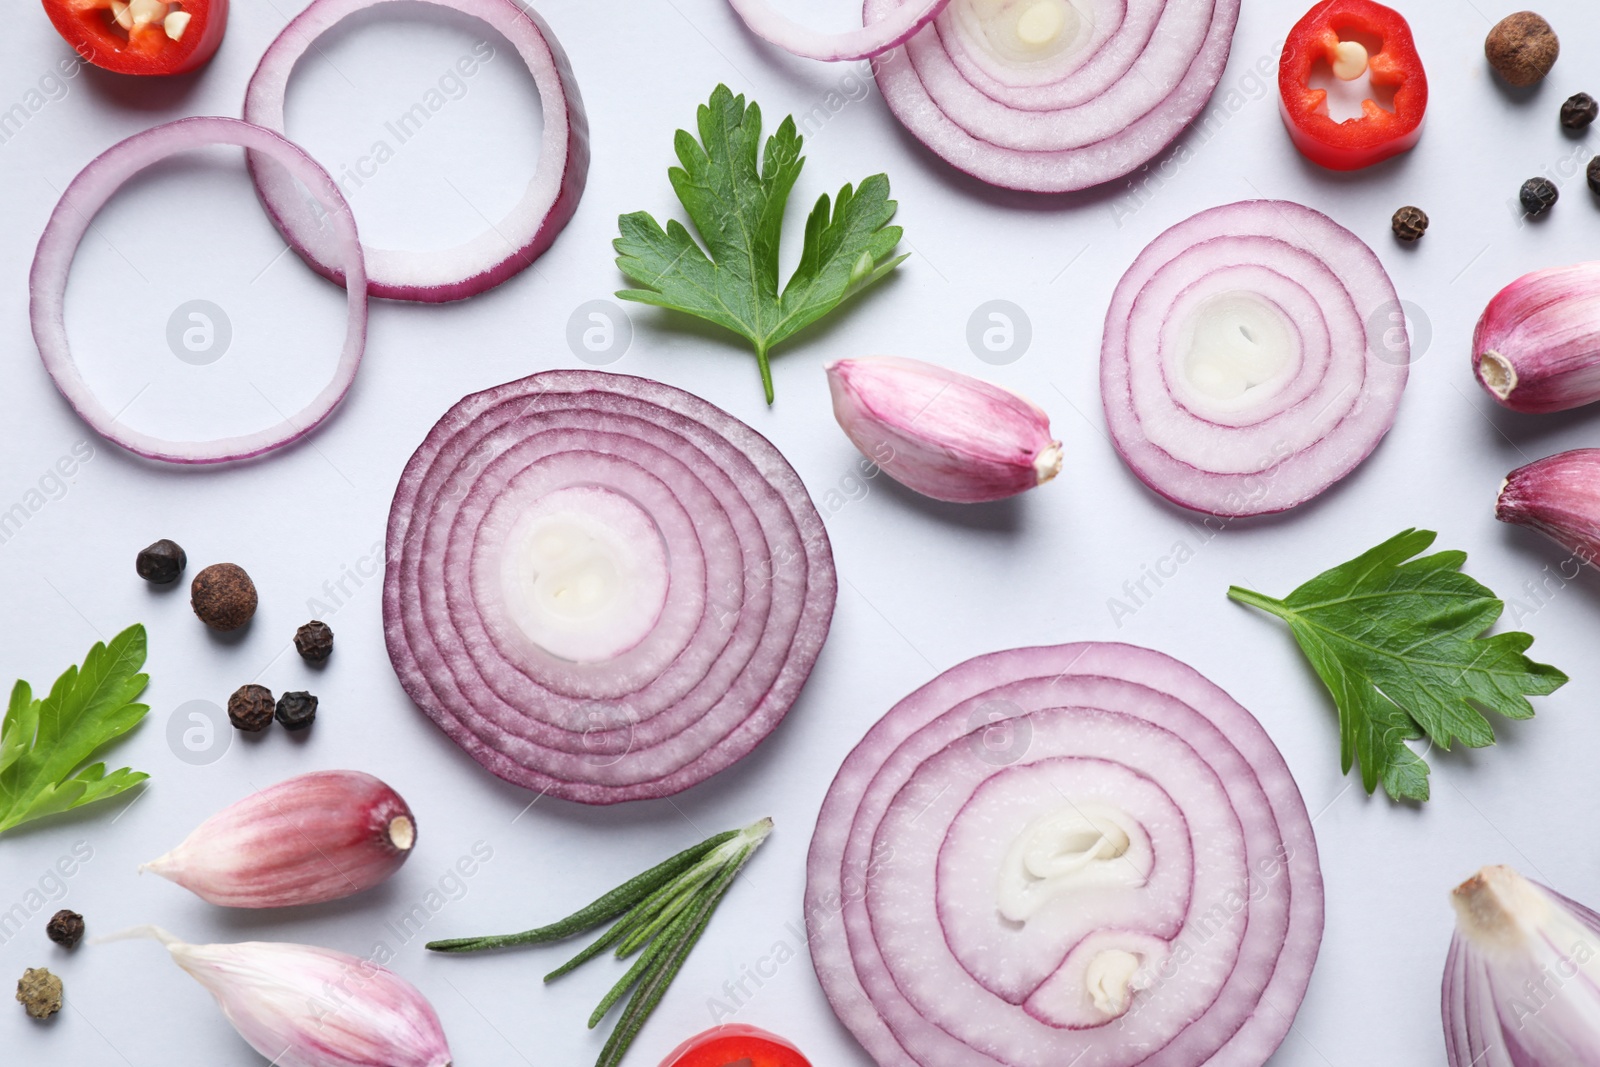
[143,770,416,908]
[1474,263,1600,414]
[1496,449,1600,565]
[105,927,452,1067]
[1443,866,1600,1065]
[825,356,1062,503]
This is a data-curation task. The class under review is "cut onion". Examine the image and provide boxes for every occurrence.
[807,642,1323,1067]
[1101,200,1407,517]
[244,0,588,302]
[866,0,1241,192]
[29,116,367,465]
[383,370,836,805]
[726,0,950,61]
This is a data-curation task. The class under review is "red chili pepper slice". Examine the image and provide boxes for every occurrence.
[41,0,228,76]
[1278,0,1427,171]
[659,1025,812,1067]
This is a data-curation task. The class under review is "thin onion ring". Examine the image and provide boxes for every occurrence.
[29,115,368,465]
[244,0,589,302]
[725,0,951,61]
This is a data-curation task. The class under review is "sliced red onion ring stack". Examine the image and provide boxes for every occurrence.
[1101,200,1407,517]
[30,116,368,465]
[865,0,1241,192]
[726,0,950,61]
[807,642,1323,1067]
[384,370,836,805]
[245,0,588,302]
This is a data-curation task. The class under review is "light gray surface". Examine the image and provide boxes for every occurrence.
[2,0,1599,1064]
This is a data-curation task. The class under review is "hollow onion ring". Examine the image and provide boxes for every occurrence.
[29,116,368,465]
[725,0,951,61]
[244,0,589,302]
[383,370,837,805]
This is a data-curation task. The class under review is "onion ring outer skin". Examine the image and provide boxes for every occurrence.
[244,0,589,303]
[29,116,368,465]
[726,0,951,61]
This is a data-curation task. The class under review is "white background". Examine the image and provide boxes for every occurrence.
[2,0,1599,1064]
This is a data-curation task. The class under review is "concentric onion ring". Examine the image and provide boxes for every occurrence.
[383,371,836,805]
[807,642,1323,1067]
[726,0,951,61]
[29,116,368,465]
[1101,200,1407,516]
[245,0,588,302]
[866,0,1241,192]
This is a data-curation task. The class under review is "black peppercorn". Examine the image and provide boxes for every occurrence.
[1520,177,1559,216]
[1589,157,1600,197]
[1562,92,1598,131]
[275,691,318,731]
[45,911,83,949]
[228,684,276,732]
[1391,206,1429,242]
[135,539,186,584]
[191,563,258,631]
[293,620,334,664]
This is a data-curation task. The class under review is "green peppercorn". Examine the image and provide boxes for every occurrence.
[1391,206,1428,242]
[294,620,334,664]
[228,684,275,732]
[1562,92,1598,130]
[1521,177,1559,216]
[135,539,186,584]
[15,968,62,1019]
[275,691,318,731]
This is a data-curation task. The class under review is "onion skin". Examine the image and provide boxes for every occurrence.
[826,357,1061,503]
[1474,263,1600,414]
[1443,866,1600,1066]
[143,771,416,908]
[1497,449,1600,565]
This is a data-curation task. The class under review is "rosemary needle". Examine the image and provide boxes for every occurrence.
[425,818,772,1067]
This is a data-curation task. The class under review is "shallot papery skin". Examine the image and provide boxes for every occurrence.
[1497,449,1600,564]
[110,927,452,1067]
[1474,263,1600,413]
[143,771,416,908]
[826,357,1062,504]
[1444,866,1600,1066]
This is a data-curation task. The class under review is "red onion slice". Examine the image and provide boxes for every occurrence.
[1101,200,1407,517]
[384,371,836,805]
[866,0,1240,192]
[29,116,367,465]
[807,642,1323,1067]
[726,0,950,61]
[244,0,588,302]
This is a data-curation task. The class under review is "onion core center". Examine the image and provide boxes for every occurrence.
[1084,948,1143,1016]
[963,0,1085,62]
[998,803,1146,922]
[1182,292,1295,403]
[496,485,669,663]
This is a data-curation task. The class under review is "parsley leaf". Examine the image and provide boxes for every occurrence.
[614,84,908,403]
[0,624,151,836]
[1228,530,1567,802]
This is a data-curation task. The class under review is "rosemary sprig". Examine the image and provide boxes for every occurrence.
[425,818,772,1067]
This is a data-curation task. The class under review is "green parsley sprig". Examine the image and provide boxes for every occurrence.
[615,85,907,404]
[0,624,151,836]
[1230,530,1567,802]
[427,818,772,1067]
